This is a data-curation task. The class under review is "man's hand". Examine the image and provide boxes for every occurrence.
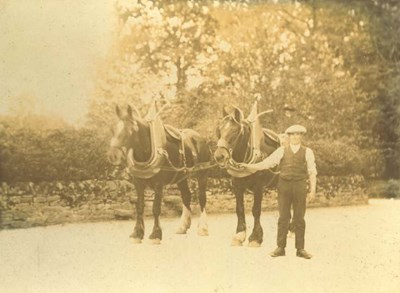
[236,162,265,172]
[236,163,246,170]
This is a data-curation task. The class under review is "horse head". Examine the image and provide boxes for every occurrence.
[214,105,248,167]
[107,104,141,166]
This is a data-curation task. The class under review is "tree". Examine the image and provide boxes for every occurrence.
[85,0,399,178]
[87,0,221,132]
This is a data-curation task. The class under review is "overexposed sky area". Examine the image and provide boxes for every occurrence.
[0,0,116,125]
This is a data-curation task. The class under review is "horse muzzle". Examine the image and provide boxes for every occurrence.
[107,147,124,166]
[214,147,230,167]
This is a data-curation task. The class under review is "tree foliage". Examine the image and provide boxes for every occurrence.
[1,0,399,180]
[82,0,400,178]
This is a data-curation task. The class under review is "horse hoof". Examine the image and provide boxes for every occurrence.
[176,227,188,234]
[231,231,246,245]
[131,238,142,244]
[248,241,261,248]
[231,239,243,246]
[197,228,209,237]
[150,238,161,245]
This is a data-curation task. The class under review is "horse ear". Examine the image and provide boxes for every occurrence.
[233,107,243,122]
[127,104,141,118]
[127,105,133,118]
[215,127,221,138]
[115,105,122,118]
[131,104,142,118]
[222,106,229,117]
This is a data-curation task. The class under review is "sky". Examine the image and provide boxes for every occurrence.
[0,0,116,125]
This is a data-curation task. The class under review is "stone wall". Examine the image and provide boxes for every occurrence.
[0,176,368,230]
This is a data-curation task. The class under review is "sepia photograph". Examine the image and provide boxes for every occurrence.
[0,0,399,292]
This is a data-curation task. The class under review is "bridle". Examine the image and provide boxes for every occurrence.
[216,114,247,160]
[215,111,277,178]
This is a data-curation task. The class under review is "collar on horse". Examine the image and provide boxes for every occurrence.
[127,116,166,178]
[126,102,168,178]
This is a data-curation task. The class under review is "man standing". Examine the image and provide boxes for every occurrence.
[240,124,317,259]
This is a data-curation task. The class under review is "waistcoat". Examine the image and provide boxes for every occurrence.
[280,146,308,181]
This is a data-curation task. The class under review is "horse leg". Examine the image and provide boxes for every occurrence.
[130,183,145,243]
[232,181,246,246]
[176,180,192,234]
[149,184,163,244]
[248,186,264,247]
[197,172,208,236]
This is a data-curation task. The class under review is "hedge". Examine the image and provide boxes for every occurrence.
[0,127,369,182]
[0,128,111,182]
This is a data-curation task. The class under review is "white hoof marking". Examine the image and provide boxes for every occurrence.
[176,227,188,234]
[151,238,161,245]
[132,238,142,244]
[248,241,261,248]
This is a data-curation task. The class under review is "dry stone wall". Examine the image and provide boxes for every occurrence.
[0,176,367,230]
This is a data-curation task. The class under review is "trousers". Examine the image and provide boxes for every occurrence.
[277,178,307,249]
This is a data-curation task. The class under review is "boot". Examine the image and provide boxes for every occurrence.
[296,249,312,259]
[270,247,285,257]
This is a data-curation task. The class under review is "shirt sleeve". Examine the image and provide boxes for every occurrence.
[305,148,317,176]
[259,146,284,169]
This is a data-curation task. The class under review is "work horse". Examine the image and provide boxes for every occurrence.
[214,100,281,247]
[108,102,213,244]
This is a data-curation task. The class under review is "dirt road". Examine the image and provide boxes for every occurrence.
[0,199,399,293]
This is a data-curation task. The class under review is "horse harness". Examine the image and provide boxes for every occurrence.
[217,114,280,178]
[126,118,215,182]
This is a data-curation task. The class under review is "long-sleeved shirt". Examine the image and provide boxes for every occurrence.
[260,144,317,176]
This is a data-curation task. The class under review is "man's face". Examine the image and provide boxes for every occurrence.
[288,132,303,145]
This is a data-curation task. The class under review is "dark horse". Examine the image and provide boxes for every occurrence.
[214,101,280,246]
[108,103,212,244]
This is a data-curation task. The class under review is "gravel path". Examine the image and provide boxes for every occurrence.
[0,199,399,293]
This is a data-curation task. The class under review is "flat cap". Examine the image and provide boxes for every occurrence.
[285,124,307,134]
